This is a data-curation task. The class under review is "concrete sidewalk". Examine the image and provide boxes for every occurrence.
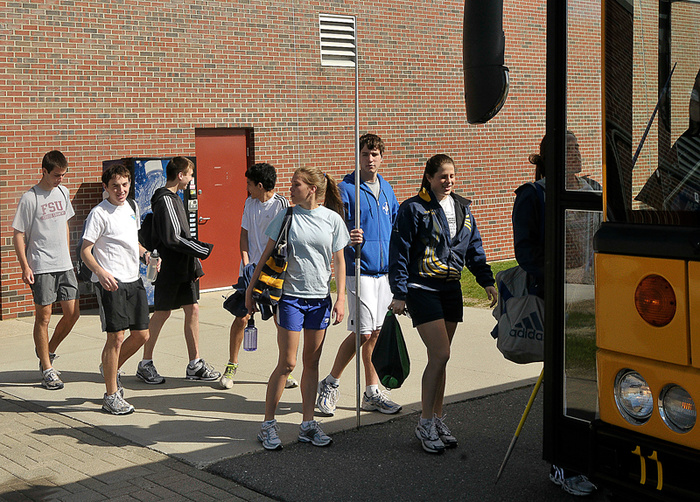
[0,290,541,499]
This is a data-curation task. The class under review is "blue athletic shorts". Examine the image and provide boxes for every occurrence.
[276,295,332,332]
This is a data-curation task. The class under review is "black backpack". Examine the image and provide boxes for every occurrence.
[138,212,157,252]
[76,198,136,282]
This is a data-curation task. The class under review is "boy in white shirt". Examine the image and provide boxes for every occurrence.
[220,163,298,389]
[81,163,153,415]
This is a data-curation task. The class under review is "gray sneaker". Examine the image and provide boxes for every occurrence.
[298,420,332,447]
[550,465,597,496]
[434,414,458,448]
[258,420,283,451]
[102,392,134,415]
[186,359,220,381]
[41,367,64,390]
[362,390,402,414]
[316,378,339,415]
[415,418,445,454]
[136,361,165,385]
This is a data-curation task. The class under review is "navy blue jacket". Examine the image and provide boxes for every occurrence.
[339,173,399,277]
[389,188,494,301]
[512,180,545,297]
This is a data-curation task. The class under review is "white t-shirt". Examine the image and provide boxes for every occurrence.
[240,193,288,273]
[439,195,457,239]
[12,184,75,274]
[265,204,350,298]
[82,199,141,283]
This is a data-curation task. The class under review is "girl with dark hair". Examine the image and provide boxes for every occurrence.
[246,166,350,451]
[389,154,497,454]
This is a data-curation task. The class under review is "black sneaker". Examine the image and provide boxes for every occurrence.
[186,359,220,381]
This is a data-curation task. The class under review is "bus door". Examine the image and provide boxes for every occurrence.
[542,0,605,475]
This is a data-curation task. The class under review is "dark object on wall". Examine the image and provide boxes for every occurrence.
[463,0,509,124]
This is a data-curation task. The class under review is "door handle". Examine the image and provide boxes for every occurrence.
[198,216,211,224]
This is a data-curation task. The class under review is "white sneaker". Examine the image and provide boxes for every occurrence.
[102,392,134,415]
[362,390,402,414]
[316,378,339,415]
[414,418,445,454]
[285,375,299,389]
[434,414,457,448]
[298,420,332,447]
[258,420,283,451]
[220,362,237,389]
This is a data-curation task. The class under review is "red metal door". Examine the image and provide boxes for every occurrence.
[194,128,251,290]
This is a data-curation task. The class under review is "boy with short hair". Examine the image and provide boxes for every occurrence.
[317,133,402,415]
[137,156,217,384]
[220,162,294,389]
[81,163,151,414]
[12,150,80,390]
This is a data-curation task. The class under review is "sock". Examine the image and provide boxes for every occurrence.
[139,359,152,367]
[262,419,276,426]
[325,374,339,386]
[420,417,432,426]
[366,385,379,396]
[301,420,313,429]
[189,358,201,367]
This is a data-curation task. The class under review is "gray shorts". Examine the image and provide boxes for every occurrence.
[31,270,79,306]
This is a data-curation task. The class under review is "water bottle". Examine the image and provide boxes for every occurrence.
[243,316,258,351]
[146,249,159,282]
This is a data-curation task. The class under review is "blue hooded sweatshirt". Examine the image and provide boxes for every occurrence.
[338,172,399,277]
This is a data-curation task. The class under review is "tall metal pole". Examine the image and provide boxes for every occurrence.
[354,26,362,429]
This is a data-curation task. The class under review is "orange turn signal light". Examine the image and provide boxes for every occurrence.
[634,274,676,327]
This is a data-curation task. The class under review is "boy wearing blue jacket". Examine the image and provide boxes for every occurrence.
[317,133,402,416]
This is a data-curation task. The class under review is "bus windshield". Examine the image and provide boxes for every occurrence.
[605,0,700,227]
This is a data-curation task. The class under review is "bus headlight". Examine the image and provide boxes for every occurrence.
[659,385,696,433]
[614,369,653,425]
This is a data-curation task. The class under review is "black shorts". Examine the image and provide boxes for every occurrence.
[154,281,199,311]
[96,279,149,333]
[405,282,463,327]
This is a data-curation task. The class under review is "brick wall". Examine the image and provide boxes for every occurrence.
[2,0,599,318]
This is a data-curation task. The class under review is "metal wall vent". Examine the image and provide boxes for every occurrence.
[319,14,357,67]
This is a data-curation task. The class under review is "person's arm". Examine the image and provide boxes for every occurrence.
[240,228,250,266]
[244,237,276,314]
[157,198,213,259]
[13,229,33,285]
[332,248,346,324]
[512,185,544,282]
[81,239,119,291]
[389,203,413,315]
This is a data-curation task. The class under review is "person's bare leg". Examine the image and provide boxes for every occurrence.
[182,303,200,361]
[49,299,79,354]
[264,327,300,421]
[143,310,171,360]
[34,304,53,371]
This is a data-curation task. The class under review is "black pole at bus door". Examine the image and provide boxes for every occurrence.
[354,42,362,429]
[495,368,544,483]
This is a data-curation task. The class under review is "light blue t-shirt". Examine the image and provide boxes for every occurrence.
[265,205,350,298]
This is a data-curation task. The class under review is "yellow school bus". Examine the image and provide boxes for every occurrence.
[464,0,700,499]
